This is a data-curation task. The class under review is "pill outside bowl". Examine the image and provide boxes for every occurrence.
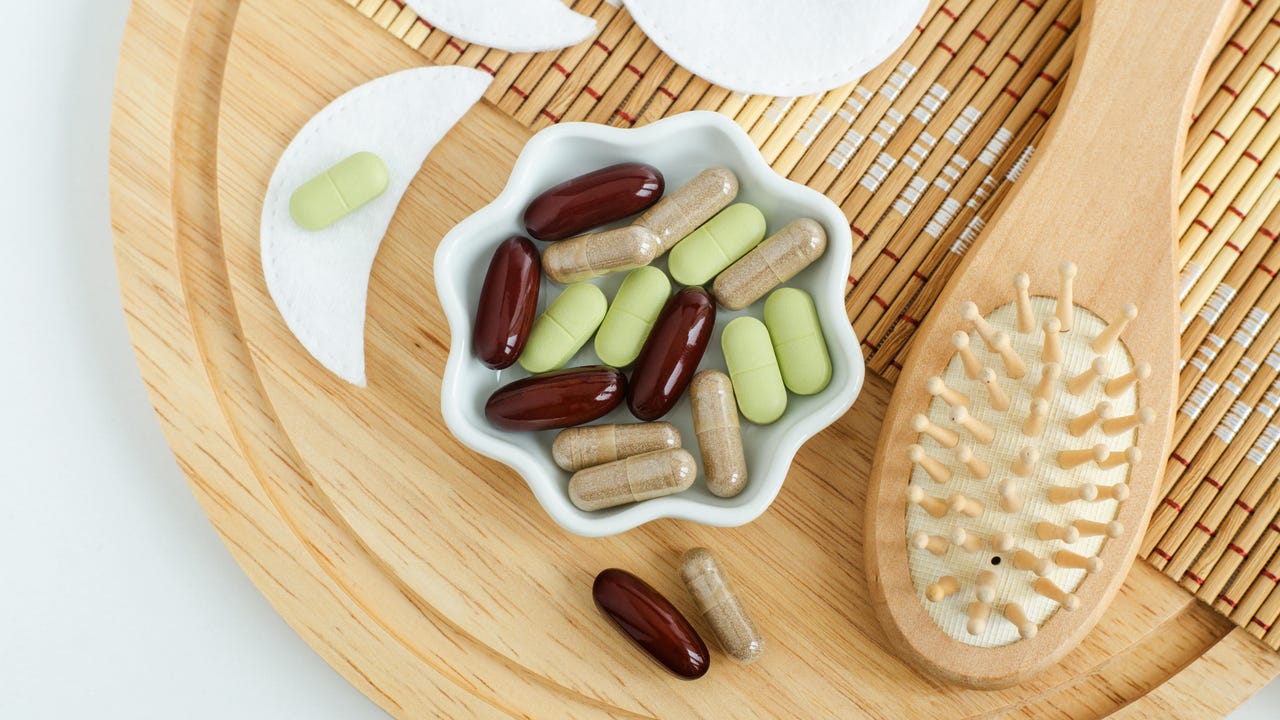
[435,111,863,537]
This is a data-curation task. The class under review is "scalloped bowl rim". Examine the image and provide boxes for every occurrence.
[434,111,864,537]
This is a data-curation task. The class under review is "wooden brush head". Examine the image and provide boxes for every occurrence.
[864,0,1235,688]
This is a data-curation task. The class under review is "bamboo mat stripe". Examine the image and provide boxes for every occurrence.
[347,0,1280,649]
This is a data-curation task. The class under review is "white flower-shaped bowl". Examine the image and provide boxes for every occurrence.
[435,111,864,537]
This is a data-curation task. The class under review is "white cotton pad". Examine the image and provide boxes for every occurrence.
[261,66,491,386]
[622,0,929,96]
[402,0,596,53]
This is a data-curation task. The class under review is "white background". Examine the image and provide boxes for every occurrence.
[1,0,1277,717]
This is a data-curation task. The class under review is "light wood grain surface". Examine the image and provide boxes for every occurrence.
[109,0,1280,716]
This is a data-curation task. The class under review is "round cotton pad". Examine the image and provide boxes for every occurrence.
[623,0,929,96]
[403,0,596,53]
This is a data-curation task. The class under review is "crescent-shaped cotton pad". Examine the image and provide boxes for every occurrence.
[261,66,491,386]
[622,0,929,96]
[403,0,596,53]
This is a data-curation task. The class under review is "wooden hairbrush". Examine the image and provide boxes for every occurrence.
[864,0,1235,688]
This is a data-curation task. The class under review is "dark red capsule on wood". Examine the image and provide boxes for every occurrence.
[627,287,715,421]
[523,163,665,241]
[592,568,710,680]
[485,366,626,431]
[473,236,540,370]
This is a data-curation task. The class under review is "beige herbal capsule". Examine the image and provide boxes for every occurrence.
[567,448,696,511]
[634,167,739,254]
[681,548,764,664]
[552,423,681,472]
[713,218,827,310]
[690,371,748,498]
[542,225,661,284]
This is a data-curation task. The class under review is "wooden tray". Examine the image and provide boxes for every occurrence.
[109,0,1280,716]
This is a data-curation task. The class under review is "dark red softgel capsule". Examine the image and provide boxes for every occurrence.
[592,568,710,680]
[484,366,626,431]
[523,162,664,241]
[627,287,715,421]
[473,236,540,370]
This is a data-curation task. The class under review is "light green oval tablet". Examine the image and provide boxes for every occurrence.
[721,316,787,424]
[289,152,390,231]
[764,288,832,395]
[668,203,767,286]
[519,282,607,373]
[594,266,672,367]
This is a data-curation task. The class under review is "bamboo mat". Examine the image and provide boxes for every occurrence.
[347,0,1280,650]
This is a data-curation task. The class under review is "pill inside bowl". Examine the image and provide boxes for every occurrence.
[472,161,834,512]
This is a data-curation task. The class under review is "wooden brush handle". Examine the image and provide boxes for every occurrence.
[974,0,1235,270]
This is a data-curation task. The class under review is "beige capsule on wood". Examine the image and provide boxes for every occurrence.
[712,218,827,310]
[634,167,739,254]
[568,448,696,511]
[681,548,764,664]
[552,423,681,472]
[690,371,748,498]
[542,225,660,284]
